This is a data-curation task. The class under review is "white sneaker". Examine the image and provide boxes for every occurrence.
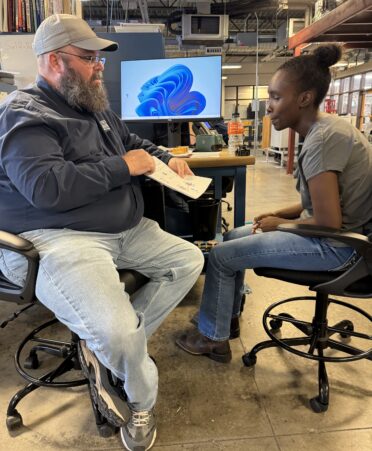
[120,408,157,451]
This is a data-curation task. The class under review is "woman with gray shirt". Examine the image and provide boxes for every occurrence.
[176,44,372,363]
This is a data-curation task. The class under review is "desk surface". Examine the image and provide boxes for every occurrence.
[187,151,255,168]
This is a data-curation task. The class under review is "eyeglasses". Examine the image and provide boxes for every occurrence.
[56,51,106,66]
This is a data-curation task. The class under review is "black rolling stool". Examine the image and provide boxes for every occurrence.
[242,224,372,413]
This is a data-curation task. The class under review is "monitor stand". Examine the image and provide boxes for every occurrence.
[167,122,182,148]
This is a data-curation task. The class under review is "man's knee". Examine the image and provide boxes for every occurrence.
[183,243,204,273]
[94,313,147,365]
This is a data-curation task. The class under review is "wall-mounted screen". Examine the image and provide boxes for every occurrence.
[121,55,221,121]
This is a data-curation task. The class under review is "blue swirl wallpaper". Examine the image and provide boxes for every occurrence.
[135,65,206,117]
[121,56,221,120]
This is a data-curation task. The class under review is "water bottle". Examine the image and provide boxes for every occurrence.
[227,113,244,154]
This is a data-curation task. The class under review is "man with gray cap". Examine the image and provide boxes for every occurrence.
[0,13,204,451]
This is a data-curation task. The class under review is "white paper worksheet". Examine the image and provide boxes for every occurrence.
[146,157,212,199]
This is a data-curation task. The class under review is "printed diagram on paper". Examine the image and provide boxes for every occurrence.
[146,157,212,199]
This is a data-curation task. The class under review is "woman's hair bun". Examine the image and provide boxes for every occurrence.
[313,44,342,69]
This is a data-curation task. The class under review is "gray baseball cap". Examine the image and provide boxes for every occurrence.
[32,14,118,56]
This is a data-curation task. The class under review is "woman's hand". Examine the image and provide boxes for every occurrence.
[253,211,276,223]
[253,211,277,233]
[252,203,303,232]
[253,216,289,233]
[168,158,194,178]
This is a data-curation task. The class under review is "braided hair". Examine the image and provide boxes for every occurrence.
[278,44,342,107]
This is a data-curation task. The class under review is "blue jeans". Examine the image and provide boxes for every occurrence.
[0,218,204,411]
[198,225,356,341]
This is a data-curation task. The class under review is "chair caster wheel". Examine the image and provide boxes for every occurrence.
[6,411,23,430]
[269,319,282,331]
[24,353,39,369]
[340,323,354,339]
[97,422,117,437]
[242,353,257,367]
[309,396,328,413]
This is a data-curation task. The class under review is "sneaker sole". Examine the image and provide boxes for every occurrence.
[120,426,157,451]
[78,341,130,427]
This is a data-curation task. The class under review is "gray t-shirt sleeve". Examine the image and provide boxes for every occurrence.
[301,122,353,181]
[297,115,372,234]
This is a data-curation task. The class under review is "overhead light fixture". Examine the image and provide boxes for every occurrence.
[222,76,228,80]
[332,62,347,67]
[222,64,242,69]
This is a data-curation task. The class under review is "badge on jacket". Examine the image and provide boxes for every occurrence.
[100,120,111,132]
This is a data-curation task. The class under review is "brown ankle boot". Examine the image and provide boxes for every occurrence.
[176,329,231,363]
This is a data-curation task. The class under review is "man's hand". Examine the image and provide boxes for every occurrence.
[168,157,194,178]
[122,149,155,176]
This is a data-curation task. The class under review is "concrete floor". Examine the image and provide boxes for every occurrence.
[1,155,371,450]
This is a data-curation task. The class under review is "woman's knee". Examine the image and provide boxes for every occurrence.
[224,225,252,242]
[207,244,228,269]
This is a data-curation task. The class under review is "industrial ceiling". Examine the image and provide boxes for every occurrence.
[83,0,315,60]
[81,1,372,82]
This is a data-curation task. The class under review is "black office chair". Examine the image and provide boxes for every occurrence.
[0,180,165,435]
[0,230,148,436]
[242,224,372,413]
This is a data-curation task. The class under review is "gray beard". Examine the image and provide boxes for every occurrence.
[58,66,109,113]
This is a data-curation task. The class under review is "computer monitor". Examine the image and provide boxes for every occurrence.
[120,55,222,122]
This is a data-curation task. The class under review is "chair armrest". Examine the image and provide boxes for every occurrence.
[277,224,372,296]
[0,230,39,304]
[0,230,35,252]
[277,224,372,257]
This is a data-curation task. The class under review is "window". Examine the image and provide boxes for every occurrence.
[237,100,252,119]
[331,95,339,112]
[327,80,333,95]
[341,77,350,92]
[224,100,238,118]
[352,74,362,91]
[238,86,253,98]
[332,79,341,94]
[350,92,359,115]
[364,72,372,90]
[225,87,237,99]
[339,93,349,115]
[255,86,269,99]
[224,85,269,118]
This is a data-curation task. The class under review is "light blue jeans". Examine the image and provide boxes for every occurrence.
[198,225,356,341]
[0,218,204,411]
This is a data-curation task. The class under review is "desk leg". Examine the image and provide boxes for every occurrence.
[213,176,222,234]
[234,167,246,228]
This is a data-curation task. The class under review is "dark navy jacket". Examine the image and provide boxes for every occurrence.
[0,76,172,234]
